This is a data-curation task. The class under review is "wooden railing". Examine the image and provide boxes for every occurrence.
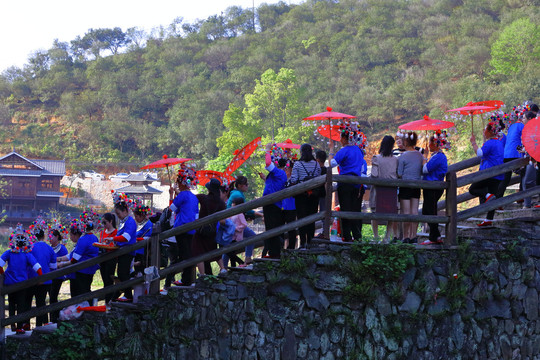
[2,155,540,336]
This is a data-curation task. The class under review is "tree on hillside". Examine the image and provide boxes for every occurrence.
[490,18,540,76]
[71,28,131,60]
[217,68,311,156]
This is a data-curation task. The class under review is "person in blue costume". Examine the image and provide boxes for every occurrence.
[58,212,99,297]
[27,219,57,327]
[133,201,153,276]
[103,192,137,301]
[259,143,288,258]
[330,122,367,242]
[166,167,199,287]
[497,112,524,200]
[469,121,504,227]
[0,227,42,333]
[282,158,298,249]
[420,132,449,245]
[48,224,68,323]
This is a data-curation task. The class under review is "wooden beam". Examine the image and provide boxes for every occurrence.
[332,175,447,190]
[437,176,520,210]
[456,158,529,187]
[332,211,448,224]
[447,156,481,173]
[457,185,540,222]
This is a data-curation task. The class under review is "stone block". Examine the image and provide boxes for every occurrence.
[398,292,421,313]
[524,288,539,320]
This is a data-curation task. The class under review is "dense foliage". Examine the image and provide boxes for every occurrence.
[0,0,539,170]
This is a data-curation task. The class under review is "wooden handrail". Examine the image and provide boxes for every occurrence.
[447,156,481,173]
[456,158,529,187]
[1,237,151,295]
[156,175,326,241]
[332,175,447,190]
[457,185,540,222]
[437,176,520,211]
[333,211,449,224]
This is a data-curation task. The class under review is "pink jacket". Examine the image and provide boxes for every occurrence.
[231,213,248,241]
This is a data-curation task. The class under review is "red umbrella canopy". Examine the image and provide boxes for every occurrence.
[140,155,192,169]
[275,139,300,149]
[196,170,236,187]
[317,124,342,142]
[303,107,356,121]
[522,117,540,162]
[446,102,498,115]
[224,137,262,176]
[470,100,504,110]
[398,115,456,131]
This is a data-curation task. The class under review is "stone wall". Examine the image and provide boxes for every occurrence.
[7,238,540,360]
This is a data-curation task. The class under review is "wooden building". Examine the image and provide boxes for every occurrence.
[0,152,65,224]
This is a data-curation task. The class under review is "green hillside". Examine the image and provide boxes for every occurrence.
[0,0,538,169]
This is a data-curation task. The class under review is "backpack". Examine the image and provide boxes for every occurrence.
[299,162,322,197]
[215,219,236,246]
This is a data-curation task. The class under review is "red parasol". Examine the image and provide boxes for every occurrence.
[275,139,300,149]
[196,170,236,187]
[446,102,498,134]
[470,100,504,110]
[303,107,357,121]
[522,117,540,162]
[304,107,356,153]
[317,124,342,142]
[398,115,455,131]
[141,155,192,185]
[224,137,262,176]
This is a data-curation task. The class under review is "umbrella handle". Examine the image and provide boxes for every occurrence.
[166,164,172,187]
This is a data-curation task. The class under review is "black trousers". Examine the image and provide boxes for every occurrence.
[8,289,27,329]
[469,178,501,220]
[100,257,117,303]
[282,209,298,249]
[422,189,444,241]
[294,193,319,247]
[263,204,285,257]
[337,184,363,241]
[497,158,524,197]
[73,272,94,297]
[26,284,51,326]
[165,233,195,287]
[117,253,134,299]
[49,279,64,323]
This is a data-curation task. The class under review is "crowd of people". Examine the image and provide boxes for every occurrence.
[1,102,538,333]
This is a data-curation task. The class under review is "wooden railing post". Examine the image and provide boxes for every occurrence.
[323,167,333,239]
[445,171,457,246]
[149,234,161,295]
